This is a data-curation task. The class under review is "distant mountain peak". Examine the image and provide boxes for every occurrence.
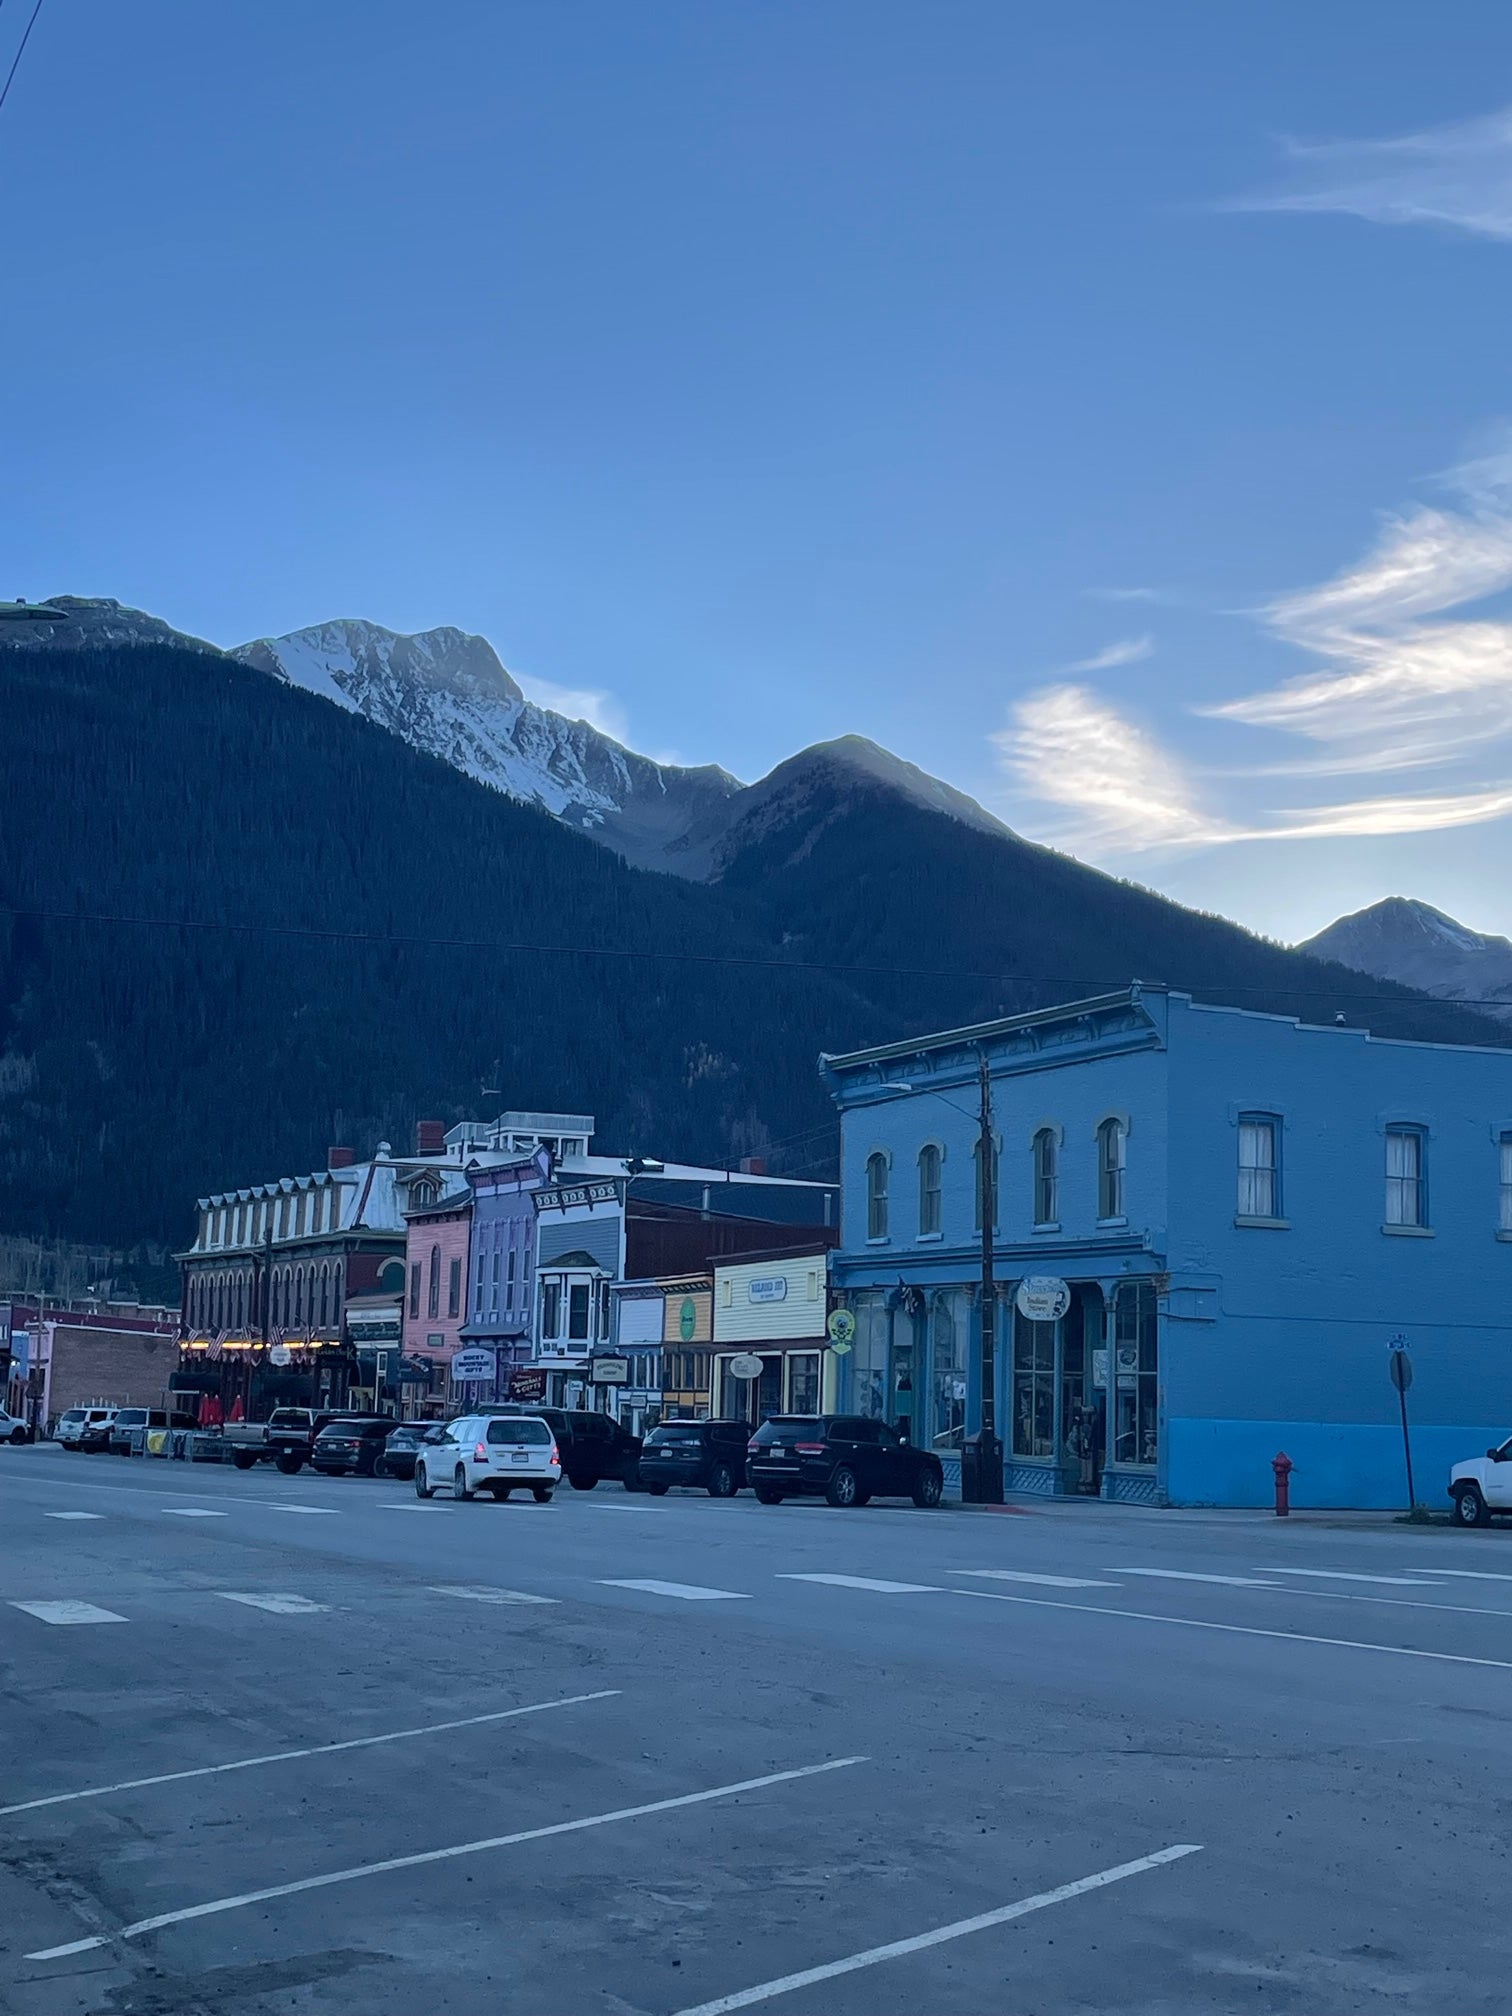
[1301,897,1512,1022]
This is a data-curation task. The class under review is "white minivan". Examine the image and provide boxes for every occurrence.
[414,1414,560,1503]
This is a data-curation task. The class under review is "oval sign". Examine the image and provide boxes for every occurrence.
[827,1309,856,1346]
[1015,1276,1071,1322]
[727,1352,766,1380]
[268,1345,292,1367]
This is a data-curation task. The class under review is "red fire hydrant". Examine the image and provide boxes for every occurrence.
[1272,1450,1293,1518]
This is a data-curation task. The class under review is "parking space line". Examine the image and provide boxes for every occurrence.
[602,1579,750,1601]
[1,1690,619,1818]
[214,1593,327,1615]
[9,1600,127,1626]
[777,1574,945,1594]
[955,1586,1512,1667]
[952,1569,1118,1589]
[668,1842,1203,2015]
[1122,1569,1281,1588]
[25,1755,867,1959]
[429,1586,559,1606]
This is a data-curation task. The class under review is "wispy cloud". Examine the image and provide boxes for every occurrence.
[516,674,630,746]
[1085,585,1162,604]
[1066,634,1154,674]
[1230,105,1512,242]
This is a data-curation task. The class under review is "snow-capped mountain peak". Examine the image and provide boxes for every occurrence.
[1300,896,1512,1023]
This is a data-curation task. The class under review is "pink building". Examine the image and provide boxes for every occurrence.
[400,1178,473,1375]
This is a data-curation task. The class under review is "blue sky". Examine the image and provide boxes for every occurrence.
[8,1,1512,942]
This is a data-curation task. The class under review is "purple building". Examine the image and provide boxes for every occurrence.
[456,1150,552,1397]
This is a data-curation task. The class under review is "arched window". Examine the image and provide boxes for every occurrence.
[866,1152,890,1241]
[973,1135,1000,1233]
[427,1241,441,1319]
[295,1266,305,1324]
[1097,1117,1126,1220]
[1032,1128,1058,1227]
[917,1144,942,1237]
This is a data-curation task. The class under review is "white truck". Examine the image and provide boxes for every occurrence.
[1448,1436,1512,1526]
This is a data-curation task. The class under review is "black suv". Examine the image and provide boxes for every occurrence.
[311,1416,398,1476]
[486,1407,642,1491]
[747,1415,944,1509]
[638,1419,749,1497]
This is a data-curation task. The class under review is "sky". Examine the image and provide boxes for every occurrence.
[7,1,1512,943]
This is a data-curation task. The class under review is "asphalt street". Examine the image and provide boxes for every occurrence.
[2,1444,1510,2015]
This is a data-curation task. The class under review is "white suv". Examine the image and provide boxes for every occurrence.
[0,1405,30,1445]
[1449,1436,1512,1526]
[414,1414,560,1503]
[56,1407,118,1450]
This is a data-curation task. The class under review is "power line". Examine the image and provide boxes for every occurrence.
[0,0,45,122]
[2,898,1507,1014]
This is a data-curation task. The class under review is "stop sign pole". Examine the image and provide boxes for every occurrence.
[1387,1337,1416,1509]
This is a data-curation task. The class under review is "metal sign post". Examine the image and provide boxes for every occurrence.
[1387,1337,1416,1509]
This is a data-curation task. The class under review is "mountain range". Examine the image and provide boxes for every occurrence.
[0,594,1502,1267]
[1301,898,1512,1024]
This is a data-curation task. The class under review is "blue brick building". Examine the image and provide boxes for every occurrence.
[821,987,1512,1508]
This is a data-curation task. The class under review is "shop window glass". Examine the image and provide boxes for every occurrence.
[929,1292,967,1450]
[1112,1280,1158,1468]
[1061,1285,1101,1469]
[568,1282,591,1340]
[866,1153,889,1240]
[448,1257,461,1319]
[1386,1127,1426,1227]
[787,1353,821,1414]
[1032,1129,1058,1227]
[1011,1312,1055,1458]
[850,1292,888,1419]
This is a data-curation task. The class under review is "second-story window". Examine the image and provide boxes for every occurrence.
[568,1282,591,1340]
[1386,1126,1427,1228]
[1501,1133,1512,1233]
[866,1152,890,1241]
[1032,1128,1058,1227]
[448,1257,461,1318]
[474,1247,486,1316]
[540,1279,561,1338]
[1238,1115,1279,1219]
[408,1261,420,1320]
[427,1242,441,1319]
[917,1144,942,1237]
[1097,1118,1126,1220]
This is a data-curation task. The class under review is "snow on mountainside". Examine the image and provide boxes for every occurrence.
[1300,897,1512,1024]
[231,619,742,870]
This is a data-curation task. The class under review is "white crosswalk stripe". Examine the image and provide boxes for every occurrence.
[160,1508,227,1518]
[265,1505,340,1516]
[1264,1569,1437,1587]
[601,1579,749,1601]
[778,1574,944,1594]
[1416,1569,1512,1581]
[951,1569,1119,1589]
[430,1586,559,1606]
[214,1593,327,1614]
[43,1512,105,1522]
[1122,1569,1281,1588]
[10,1600,126,1625]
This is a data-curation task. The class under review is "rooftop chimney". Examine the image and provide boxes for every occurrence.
[415,1119,446,1156]
[739,1156,768,1176]
[327,1145,355,1169]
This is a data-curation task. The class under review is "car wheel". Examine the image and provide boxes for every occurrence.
[568,1472,597,1491]
[753,1484,784,1505]
[414,1465,435,1499]
[645,1482,669,1496]
[912,1468,944,1509]
[825,1465,860,1509]
[232,1451,257,1470]
[11,1427,28,1445]
[452,1466,473,1502]
[373,1459,389,1480]
[532,1484,553,1503]
[707,1463,736,1499]
[1453,1483,1491,1528]
[275,1453,302,1475]
[495,1486,512,1501]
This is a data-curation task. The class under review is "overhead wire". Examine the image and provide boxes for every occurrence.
[0,0,45,122]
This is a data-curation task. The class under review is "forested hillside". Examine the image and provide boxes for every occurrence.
[0,639,1497,1257]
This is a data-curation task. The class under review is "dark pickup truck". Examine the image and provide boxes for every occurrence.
[225,1407,350,1474]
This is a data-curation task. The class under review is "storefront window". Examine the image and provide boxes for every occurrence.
[1011,1312,1055,1458]
[787,1352,820,1413]
[1061,1285,1102,1469]
[849,1292,888,1419]
[1112,1280,1158,1468]
[929,1293,967,1450]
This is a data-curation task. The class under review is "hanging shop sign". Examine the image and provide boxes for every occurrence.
[451,1347,498,1383]
[268,1345,293,1367]
[1014,1276,1071,1323]
[826,1309,856,1352]
[508,1366,548,1401]
[727,1352,766,1381]
[590,1355,630,1386]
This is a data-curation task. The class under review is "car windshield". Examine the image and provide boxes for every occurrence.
[387,1427,425,1445]
[486,1418,552,1446]
[59,1410,86,1424]
[268,1409,310,1429]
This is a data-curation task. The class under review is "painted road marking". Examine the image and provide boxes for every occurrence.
[1263,1569,1438,1587]
[160,1508,227,1518]
[952,1569,1118,1589]
[777,1574,944,1594]
[955,1586,1512,1669]
[669,1843,1203,2016]
[381,1504,456,1512]
[601,1579,750,1601]
[214,1593,327,1615]
[25,1756,867,1959]
[9,1600,126,1626]
[429,1586,559,1606]
[265,1505,340,1516]
[1122,1569,1281,1588]
[43,1512,105,1522]
[1416,1569,1512,1582]
[1,1691,619,1818]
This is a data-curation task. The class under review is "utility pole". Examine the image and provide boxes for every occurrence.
[963,1050,1005,1503]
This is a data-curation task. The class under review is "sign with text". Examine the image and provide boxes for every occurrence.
[747,1277,788,1304]
[450,1347,497,1383]
[508,1366,547,1401]
[590,1355,630,1385]
[1014,1276,1071,1323]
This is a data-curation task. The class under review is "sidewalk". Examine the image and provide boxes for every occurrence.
[946,1489,1469,1534]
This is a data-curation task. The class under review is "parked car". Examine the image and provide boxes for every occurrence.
[311,1416,400,1476]
[638,1419,750,1497]
[414,1414,560,1502]
[375,1422,443,1480]
[1448,1435,1512,1526]
[0,1405,31,1445]
[747,1414,945,1509]
[56,1406,119,1452]
[485,1407,642,1491]
[107,1407,197,1454]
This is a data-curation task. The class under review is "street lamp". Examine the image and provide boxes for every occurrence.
[867,1052,1004,1504]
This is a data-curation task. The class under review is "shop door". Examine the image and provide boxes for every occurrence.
[890,1334,922,1444]
[755,1356,783,1423]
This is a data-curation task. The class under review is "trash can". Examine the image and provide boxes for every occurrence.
[959,1429,1004,1505]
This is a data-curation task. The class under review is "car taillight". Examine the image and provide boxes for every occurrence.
[548,1443,559,1464]
[747,1440,761,1455]
[474,1441,488,1460]
[795,1442,826,1455]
